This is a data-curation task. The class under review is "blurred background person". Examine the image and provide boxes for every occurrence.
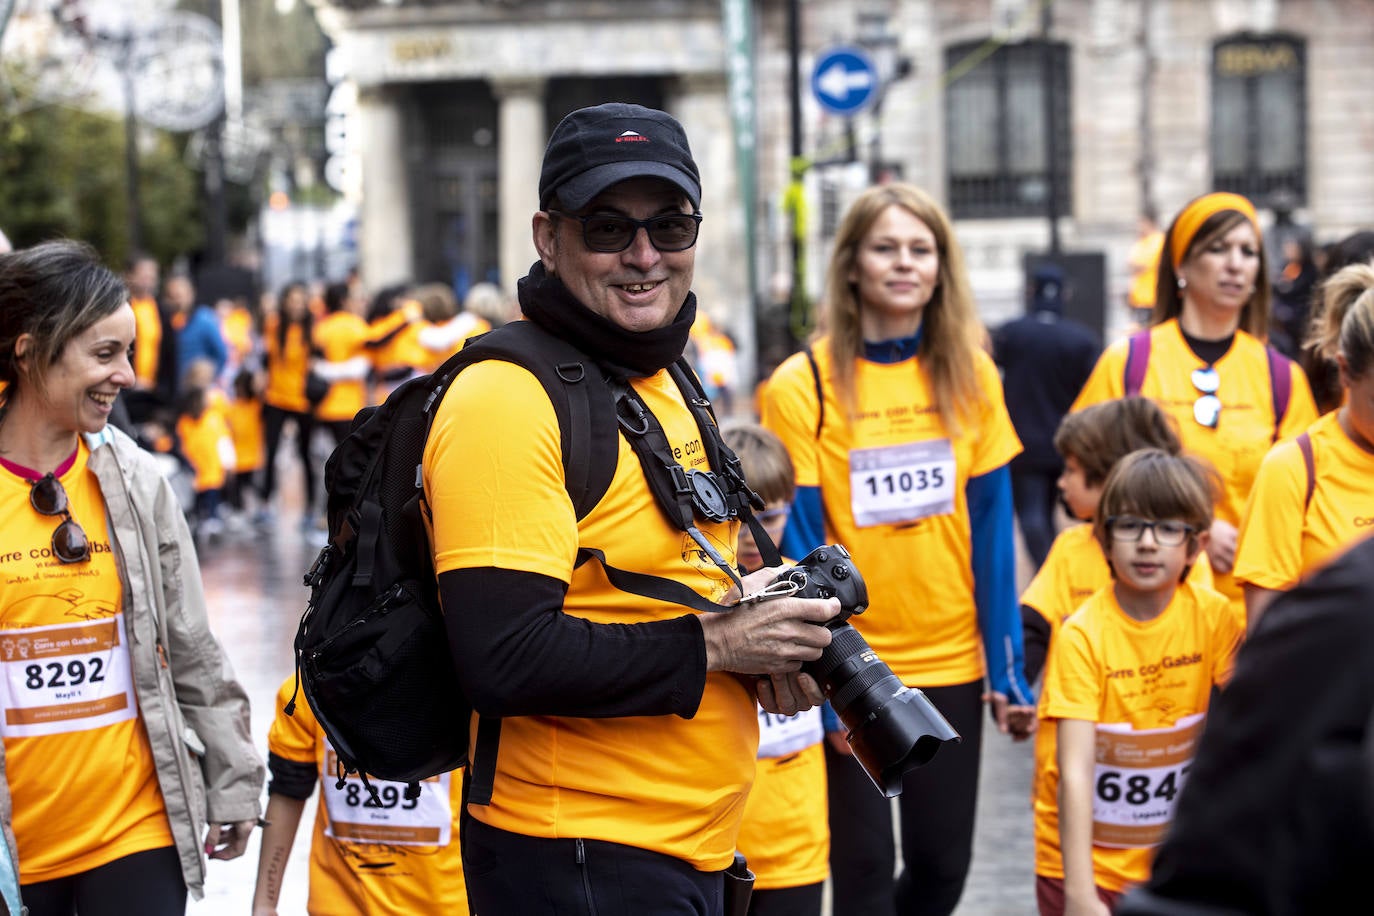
[406,282,489,375]
[462,280,518,328]
[1125,208,1164,331]
[311,279,414,463]
[1072,191,1318,622]
[1234,259,1374,628]
[165,274,227,392]
[1270,235,1320,359]
[0,239,263,915]
[363,284,420,403]
[992,264,1101,571]
[260,281,317,530]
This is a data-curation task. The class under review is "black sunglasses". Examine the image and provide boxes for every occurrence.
[30,473,90,564]
[549,210,702,253]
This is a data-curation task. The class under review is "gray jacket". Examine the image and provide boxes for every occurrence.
[0,425,264,904]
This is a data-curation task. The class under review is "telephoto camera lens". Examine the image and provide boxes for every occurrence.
[805,624,962,798]
[778,545,961,798]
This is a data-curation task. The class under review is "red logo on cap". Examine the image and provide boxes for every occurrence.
[615,130,650,143]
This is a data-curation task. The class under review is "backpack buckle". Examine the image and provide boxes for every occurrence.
[304,544,334,589]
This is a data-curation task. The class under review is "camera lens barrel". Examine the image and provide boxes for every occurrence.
[808,623,961,798]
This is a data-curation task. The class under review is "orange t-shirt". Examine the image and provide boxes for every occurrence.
[130,296,162,388]
[0,445,173,882]
[264,317,311,413]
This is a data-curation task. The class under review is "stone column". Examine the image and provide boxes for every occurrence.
[493,77,547,292]
[357,85,414,291]
[669,72,755,397]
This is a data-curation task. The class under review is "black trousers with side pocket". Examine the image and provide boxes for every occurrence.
[463,817,727,916]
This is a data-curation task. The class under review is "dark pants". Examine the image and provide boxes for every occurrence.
[464,818,726,915]
[1011,468,1061,570]
[826,680,985,916]
[22,846,186,916]
[749,882,823,916]
[261,403,316,512]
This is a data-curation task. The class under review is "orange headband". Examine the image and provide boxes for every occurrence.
[1170,192,1260,269]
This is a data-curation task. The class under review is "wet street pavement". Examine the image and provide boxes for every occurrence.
[185,490,1037,914]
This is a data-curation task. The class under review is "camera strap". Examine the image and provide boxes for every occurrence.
[606,359,783,600]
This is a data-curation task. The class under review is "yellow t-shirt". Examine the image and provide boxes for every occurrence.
[0,445,173,883]
[131,296,162,388]
[1039,581,1242,892]
[221,306,255,371]
[422,360,751,872]
[226,396,264,474]
[761,341,1023,687]
[266,678,467,915]
[1127,232,1164,310]
[736,722,828,891]
[1071,319,1318,606]
[312,312,371,424]
[1234,411,1374,590]
[264,317,311,413]
[177,393,232,493]
[1024,522,1213,881]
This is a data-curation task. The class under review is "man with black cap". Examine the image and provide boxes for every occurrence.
[421,102,839,913]
[991,264,1101,570]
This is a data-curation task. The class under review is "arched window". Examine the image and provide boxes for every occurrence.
[944,39,1071,218]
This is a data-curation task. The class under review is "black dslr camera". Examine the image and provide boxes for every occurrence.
[771,544,960,797]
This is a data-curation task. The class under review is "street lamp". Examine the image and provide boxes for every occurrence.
[855,10,912,184]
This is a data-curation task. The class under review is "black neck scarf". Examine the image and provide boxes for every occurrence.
[517,262,696,379]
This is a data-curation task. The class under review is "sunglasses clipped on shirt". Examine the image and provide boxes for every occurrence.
[30,473,90,564]
[549,210,703,253]
[1191,366,1221,429]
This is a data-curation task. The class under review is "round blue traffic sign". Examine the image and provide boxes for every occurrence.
[811,46,878,115]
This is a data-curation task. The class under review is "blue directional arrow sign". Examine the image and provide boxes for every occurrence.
[811,46,878,116]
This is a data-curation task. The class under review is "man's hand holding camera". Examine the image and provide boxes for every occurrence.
[700,564,839,716]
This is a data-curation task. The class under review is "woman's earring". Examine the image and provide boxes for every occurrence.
[1177,277,1186,290]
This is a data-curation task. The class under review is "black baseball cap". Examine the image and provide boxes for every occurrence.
[539,103,701,211]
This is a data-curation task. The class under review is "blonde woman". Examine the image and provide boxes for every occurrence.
[762,183,1033,916]
[1072,192,1318,619]
[1235,260,1374,627]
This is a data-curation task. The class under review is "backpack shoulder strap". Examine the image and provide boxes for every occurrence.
[1295,430,1315,513]
[1123,330,1152,397]
[803,345,825,439]
[1267,345,1293,443]
[434,322,618,519]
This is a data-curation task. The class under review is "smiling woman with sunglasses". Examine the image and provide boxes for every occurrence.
[0,240,264,916]
[1072,192,1319,619]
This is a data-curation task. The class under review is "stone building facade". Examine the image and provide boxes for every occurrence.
[311,0,1374,381]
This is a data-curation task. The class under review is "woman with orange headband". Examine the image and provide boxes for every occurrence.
[1071,192,1318,619]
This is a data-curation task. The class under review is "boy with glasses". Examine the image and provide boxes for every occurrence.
[1040,449,1243,915]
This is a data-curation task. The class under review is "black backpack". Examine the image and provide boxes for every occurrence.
[289,320,618,803]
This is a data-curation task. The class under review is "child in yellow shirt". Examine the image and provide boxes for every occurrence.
[251,677,467,915]
[1041,450,1243,915]
[723,423,829,915]
[1022,398,1217,914]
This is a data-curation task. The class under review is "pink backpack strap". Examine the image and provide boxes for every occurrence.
[1123,331,1152,397]
[1267,346,1293,442]
[1296,431,1315,513]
